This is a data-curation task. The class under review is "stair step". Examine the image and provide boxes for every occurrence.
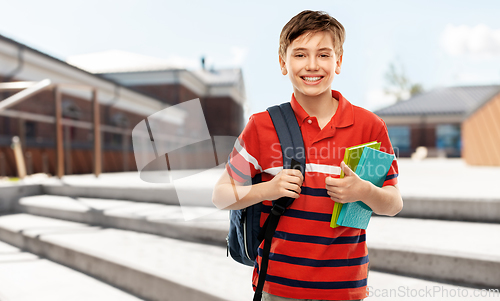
[367,217,500,288]
[396,196,500,223]
[16,194,228,246]
[0,240,143,301]
[366,270,500,300]
[396,158,500,222]
[13,195,500,289]
[40,169,220,207]
[0,213,254,301]
[0,213,494,301]
[34,167,500,222]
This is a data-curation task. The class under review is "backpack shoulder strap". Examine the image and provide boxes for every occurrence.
[253,102,305,301]
[267,102,305,173]
[279,102,306,171]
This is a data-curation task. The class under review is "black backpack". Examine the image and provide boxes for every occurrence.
[226,102,305,301]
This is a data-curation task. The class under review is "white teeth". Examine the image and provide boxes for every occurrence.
[303,76,322,82]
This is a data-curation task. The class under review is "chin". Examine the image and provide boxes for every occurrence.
[300,87,331,97]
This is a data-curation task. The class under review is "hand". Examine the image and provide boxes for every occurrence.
[325,161,370,204]
[264,169,303,200]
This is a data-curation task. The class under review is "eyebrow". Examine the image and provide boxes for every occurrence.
[292,47,333,52]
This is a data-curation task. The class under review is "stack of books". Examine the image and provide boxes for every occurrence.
[330,141,395,229]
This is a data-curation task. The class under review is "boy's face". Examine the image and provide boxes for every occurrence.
[279,31,342,99]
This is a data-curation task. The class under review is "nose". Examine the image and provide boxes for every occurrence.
[305,57,319,71]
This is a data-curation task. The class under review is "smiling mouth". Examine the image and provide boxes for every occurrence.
[301,76,323,82]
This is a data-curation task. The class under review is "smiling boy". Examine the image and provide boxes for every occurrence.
[213,10,402,301]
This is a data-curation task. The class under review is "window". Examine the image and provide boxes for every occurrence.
[111,113,129,147]
[387,126,410,152]
[25,121,36,138]
[62,100,82,119]
[436,124,461,150]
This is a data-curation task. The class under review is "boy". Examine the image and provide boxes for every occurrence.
[212,10,402,301]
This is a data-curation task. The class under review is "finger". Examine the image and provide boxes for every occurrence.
[332,197,347,203]
[285,174,303,185]
[282,187,301,199]
[296,169,305,181]
[327,191,346,203]
[325,176,342,187]
[284,182,301,194]
[326,188,342,197]
[284,169,304,181]
[328,194,342,202]
[341,161,355,177]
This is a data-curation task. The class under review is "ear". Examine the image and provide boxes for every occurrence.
[279,55,287,75]
[335,54,343,75]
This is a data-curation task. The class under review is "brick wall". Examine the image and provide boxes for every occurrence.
[129,84,200,105]
[201,96,244,137]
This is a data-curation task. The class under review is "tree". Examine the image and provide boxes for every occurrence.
[384,62,423,102]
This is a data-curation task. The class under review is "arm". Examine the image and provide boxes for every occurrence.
[212,167,303,210]
[325,161,403,216]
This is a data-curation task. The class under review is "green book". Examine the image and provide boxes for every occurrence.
[336,147,395,229]
[330,141,380,228]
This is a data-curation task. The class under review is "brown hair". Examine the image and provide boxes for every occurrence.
[279,10,345,59]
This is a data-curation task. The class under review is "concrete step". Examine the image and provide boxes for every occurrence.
[395,158,500,222]
[0,213,496,301]
[0,184,42,213]
[12,195,500,289]
[39,169,221,207]
[367,217,500,289]
[15,194,228,246]
[0,240,144,301]
[37,169,500,222]
[5,180,500,224]
[395,196,500,223]
[5,167,500,222]
[366,270,500,300]
[34,179,500,223]
[0,213,254,301]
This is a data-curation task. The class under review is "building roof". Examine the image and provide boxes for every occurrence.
[374,85,500,116]
[0,33,184,118]
[67,50,243,89]
[66,50,194,74]
[0,33,122,89]
[192,68,242,86]
[1,33,245,110]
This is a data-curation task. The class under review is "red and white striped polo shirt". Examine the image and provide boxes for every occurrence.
[227,90,399,300]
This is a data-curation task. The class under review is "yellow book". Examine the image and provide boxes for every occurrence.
[330,141,381,228]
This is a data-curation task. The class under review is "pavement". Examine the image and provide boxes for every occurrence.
[396,158,500,199]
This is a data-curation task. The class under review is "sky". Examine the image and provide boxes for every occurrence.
[1,0,500,120]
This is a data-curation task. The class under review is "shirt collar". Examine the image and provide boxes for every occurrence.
[290,90,354,129]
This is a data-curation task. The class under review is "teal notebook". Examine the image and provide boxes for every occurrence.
[337,147,395,229]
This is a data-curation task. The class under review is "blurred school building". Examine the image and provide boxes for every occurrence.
[0,34,246,177]
[375,85,500,166]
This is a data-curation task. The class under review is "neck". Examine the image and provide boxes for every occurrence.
[294,89,339,119]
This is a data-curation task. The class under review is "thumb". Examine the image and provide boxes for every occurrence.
[341,161,355,177]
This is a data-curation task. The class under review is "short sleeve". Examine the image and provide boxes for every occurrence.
[376,120,399,187]
[226,115,262,183]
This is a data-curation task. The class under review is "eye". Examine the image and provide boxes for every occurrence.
[295,54,305,57]
[320,54,330,58]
